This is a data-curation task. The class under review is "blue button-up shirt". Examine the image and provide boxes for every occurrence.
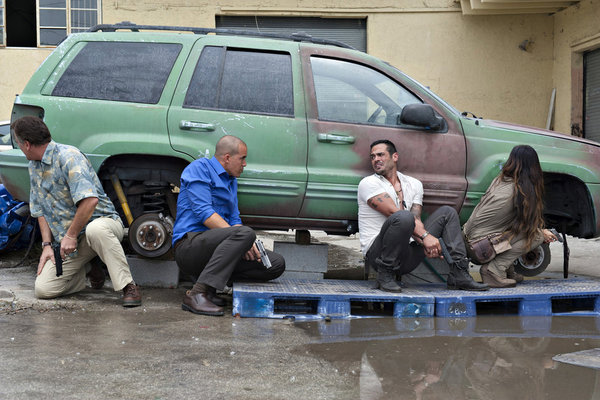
[172,156,242,244]
[29,141,121,242]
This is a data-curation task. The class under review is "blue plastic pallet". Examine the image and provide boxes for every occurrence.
[428,278,600,317]
[232,279,435,319]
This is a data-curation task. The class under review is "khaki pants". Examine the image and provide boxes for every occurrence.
[35,217,134,299]
[484,232,544,277]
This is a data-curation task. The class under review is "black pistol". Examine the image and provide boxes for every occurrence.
[255,239,271,268]
[52,242,63,277]
[549,228,564,243]
[438,237,454,265]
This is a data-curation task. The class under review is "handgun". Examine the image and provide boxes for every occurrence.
[549,228,564,243]
[255,239,272,268]
[52,242,63,277]
[438,237,454,265]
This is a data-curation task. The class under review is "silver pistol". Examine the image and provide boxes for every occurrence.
[255,239,272,268]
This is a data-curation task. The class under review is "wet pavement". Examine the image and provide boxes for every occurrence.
[1,233,600,399]
[298,318,600,400]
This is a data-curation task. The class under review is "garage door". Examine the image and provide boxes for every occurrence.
[215,16,366,52]
[584,48,600,142]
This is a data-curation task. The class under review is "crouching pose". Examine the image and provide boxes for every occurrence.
[463,145,558,288]
[12,116,141,307]
[358,140,488,292]
[172,135,285,316]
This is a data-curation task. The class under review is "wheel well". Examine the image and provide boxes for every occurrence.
[97,154,189,221]
[543,172,595,238]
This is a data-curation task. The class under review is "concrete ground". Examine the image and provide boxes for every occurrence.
[0,231,598,313]
[0,232,599,399]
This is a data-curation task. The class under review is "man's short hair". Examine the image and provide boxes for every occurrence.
[215,135,246,157]
[11,116,52,146]
[370,139,397,155]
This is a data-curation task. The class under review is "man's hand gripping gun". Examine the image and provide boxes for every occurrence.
[51,242,63,277]
[255,239,272,268]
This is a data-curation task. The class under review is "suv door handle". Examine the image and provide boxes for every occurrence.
[179,120,215,132]
[317,133,355,144]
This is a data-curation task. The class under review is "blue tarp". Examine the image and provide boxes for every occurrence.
[0,184,36,251]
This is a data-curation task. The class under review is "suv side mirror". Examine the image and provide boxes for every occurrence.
[399,103,444,130]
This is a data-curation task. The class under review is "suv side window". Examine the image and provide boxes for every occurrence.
[311,56,421,126]
[52,42,182,104]
[184,46,293,116]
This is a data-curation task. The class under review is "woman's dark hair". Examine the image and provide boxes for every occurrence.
[500,145,544,249]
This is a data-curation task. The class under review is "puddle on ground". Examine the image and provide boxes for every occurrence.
[295,316,600,400]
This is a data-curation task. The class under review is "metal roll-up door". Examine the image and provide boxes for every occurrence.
[584,48,600,142]
[216,16,366,52]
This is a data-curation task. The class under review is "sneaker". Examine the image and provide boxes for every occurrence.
[123,283,142,307]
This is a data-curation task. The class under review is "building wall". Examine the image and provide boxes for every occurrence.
[553,0,600,136]
[0,0,564,133]
[368,12,554,129]
[0,49,52,122]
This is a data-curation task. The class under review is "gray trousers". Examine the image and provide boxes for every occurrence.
[174,226,285,290]
[366,206,466,275]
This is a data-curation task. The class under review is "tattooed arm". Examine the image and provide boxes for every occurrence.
[366,192,401,217]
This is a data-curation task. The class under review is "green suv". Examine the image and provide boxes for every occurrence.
[1,23,599,274]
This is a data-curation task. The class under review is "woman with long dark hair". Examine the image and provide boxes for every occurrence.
[463,145,558,288]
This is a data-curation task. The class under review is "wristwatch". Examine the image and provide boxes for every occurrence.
[42,241,52,248]
[420,231,429,240]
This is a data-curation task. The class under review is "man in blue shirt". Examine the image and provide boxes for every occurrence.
[173,135,285,316]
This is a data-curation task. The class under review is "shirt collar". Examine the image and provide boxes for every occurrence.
[373,171,405,185]
[40,141,57,166]
[208,156,232,179]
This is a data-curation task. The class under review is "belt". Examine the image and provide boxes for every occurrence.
[173,232,191,251]
[173,238,183,251]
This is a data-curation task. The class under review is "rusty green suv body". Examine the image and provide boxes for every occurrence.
[1,23,599,266]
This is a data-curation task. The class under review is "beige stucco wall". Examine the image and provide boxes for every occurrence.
[0,0,562,132]
[553,0,600,135]
[368,12,554,128]
[0,49,52,121]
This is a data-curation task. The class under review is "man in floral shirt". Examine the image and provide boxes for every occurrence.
[11,116,141,307]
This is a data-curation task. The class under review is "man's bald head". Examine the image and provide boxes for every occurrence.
[215,135,246,158]
[214,135,248,178]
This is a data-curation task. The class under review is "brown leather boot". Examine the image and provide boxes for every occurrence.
[480,266,517,288]
[506,265,524,283]
[122,283,142,307]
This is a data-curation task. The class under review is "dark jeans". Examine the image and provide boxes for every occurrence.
[366,206,466,275]
[174,226,285,290]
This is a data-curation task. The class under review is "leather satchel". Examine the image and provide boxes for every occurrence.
[466,233,508,265]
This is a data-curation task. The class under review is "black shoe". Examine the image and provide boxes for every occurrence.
[376,269,402,293]
[447,261,489,291]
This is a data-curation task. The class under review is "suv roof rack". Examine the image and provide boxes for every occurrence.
[88,21,357,50]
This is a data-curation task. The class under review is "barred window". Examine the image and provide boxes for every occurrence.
[1,0,100,48]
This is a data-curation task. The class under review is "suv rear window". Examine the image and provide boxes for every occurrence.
[184,46,293,116]
[52,42,182,104]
